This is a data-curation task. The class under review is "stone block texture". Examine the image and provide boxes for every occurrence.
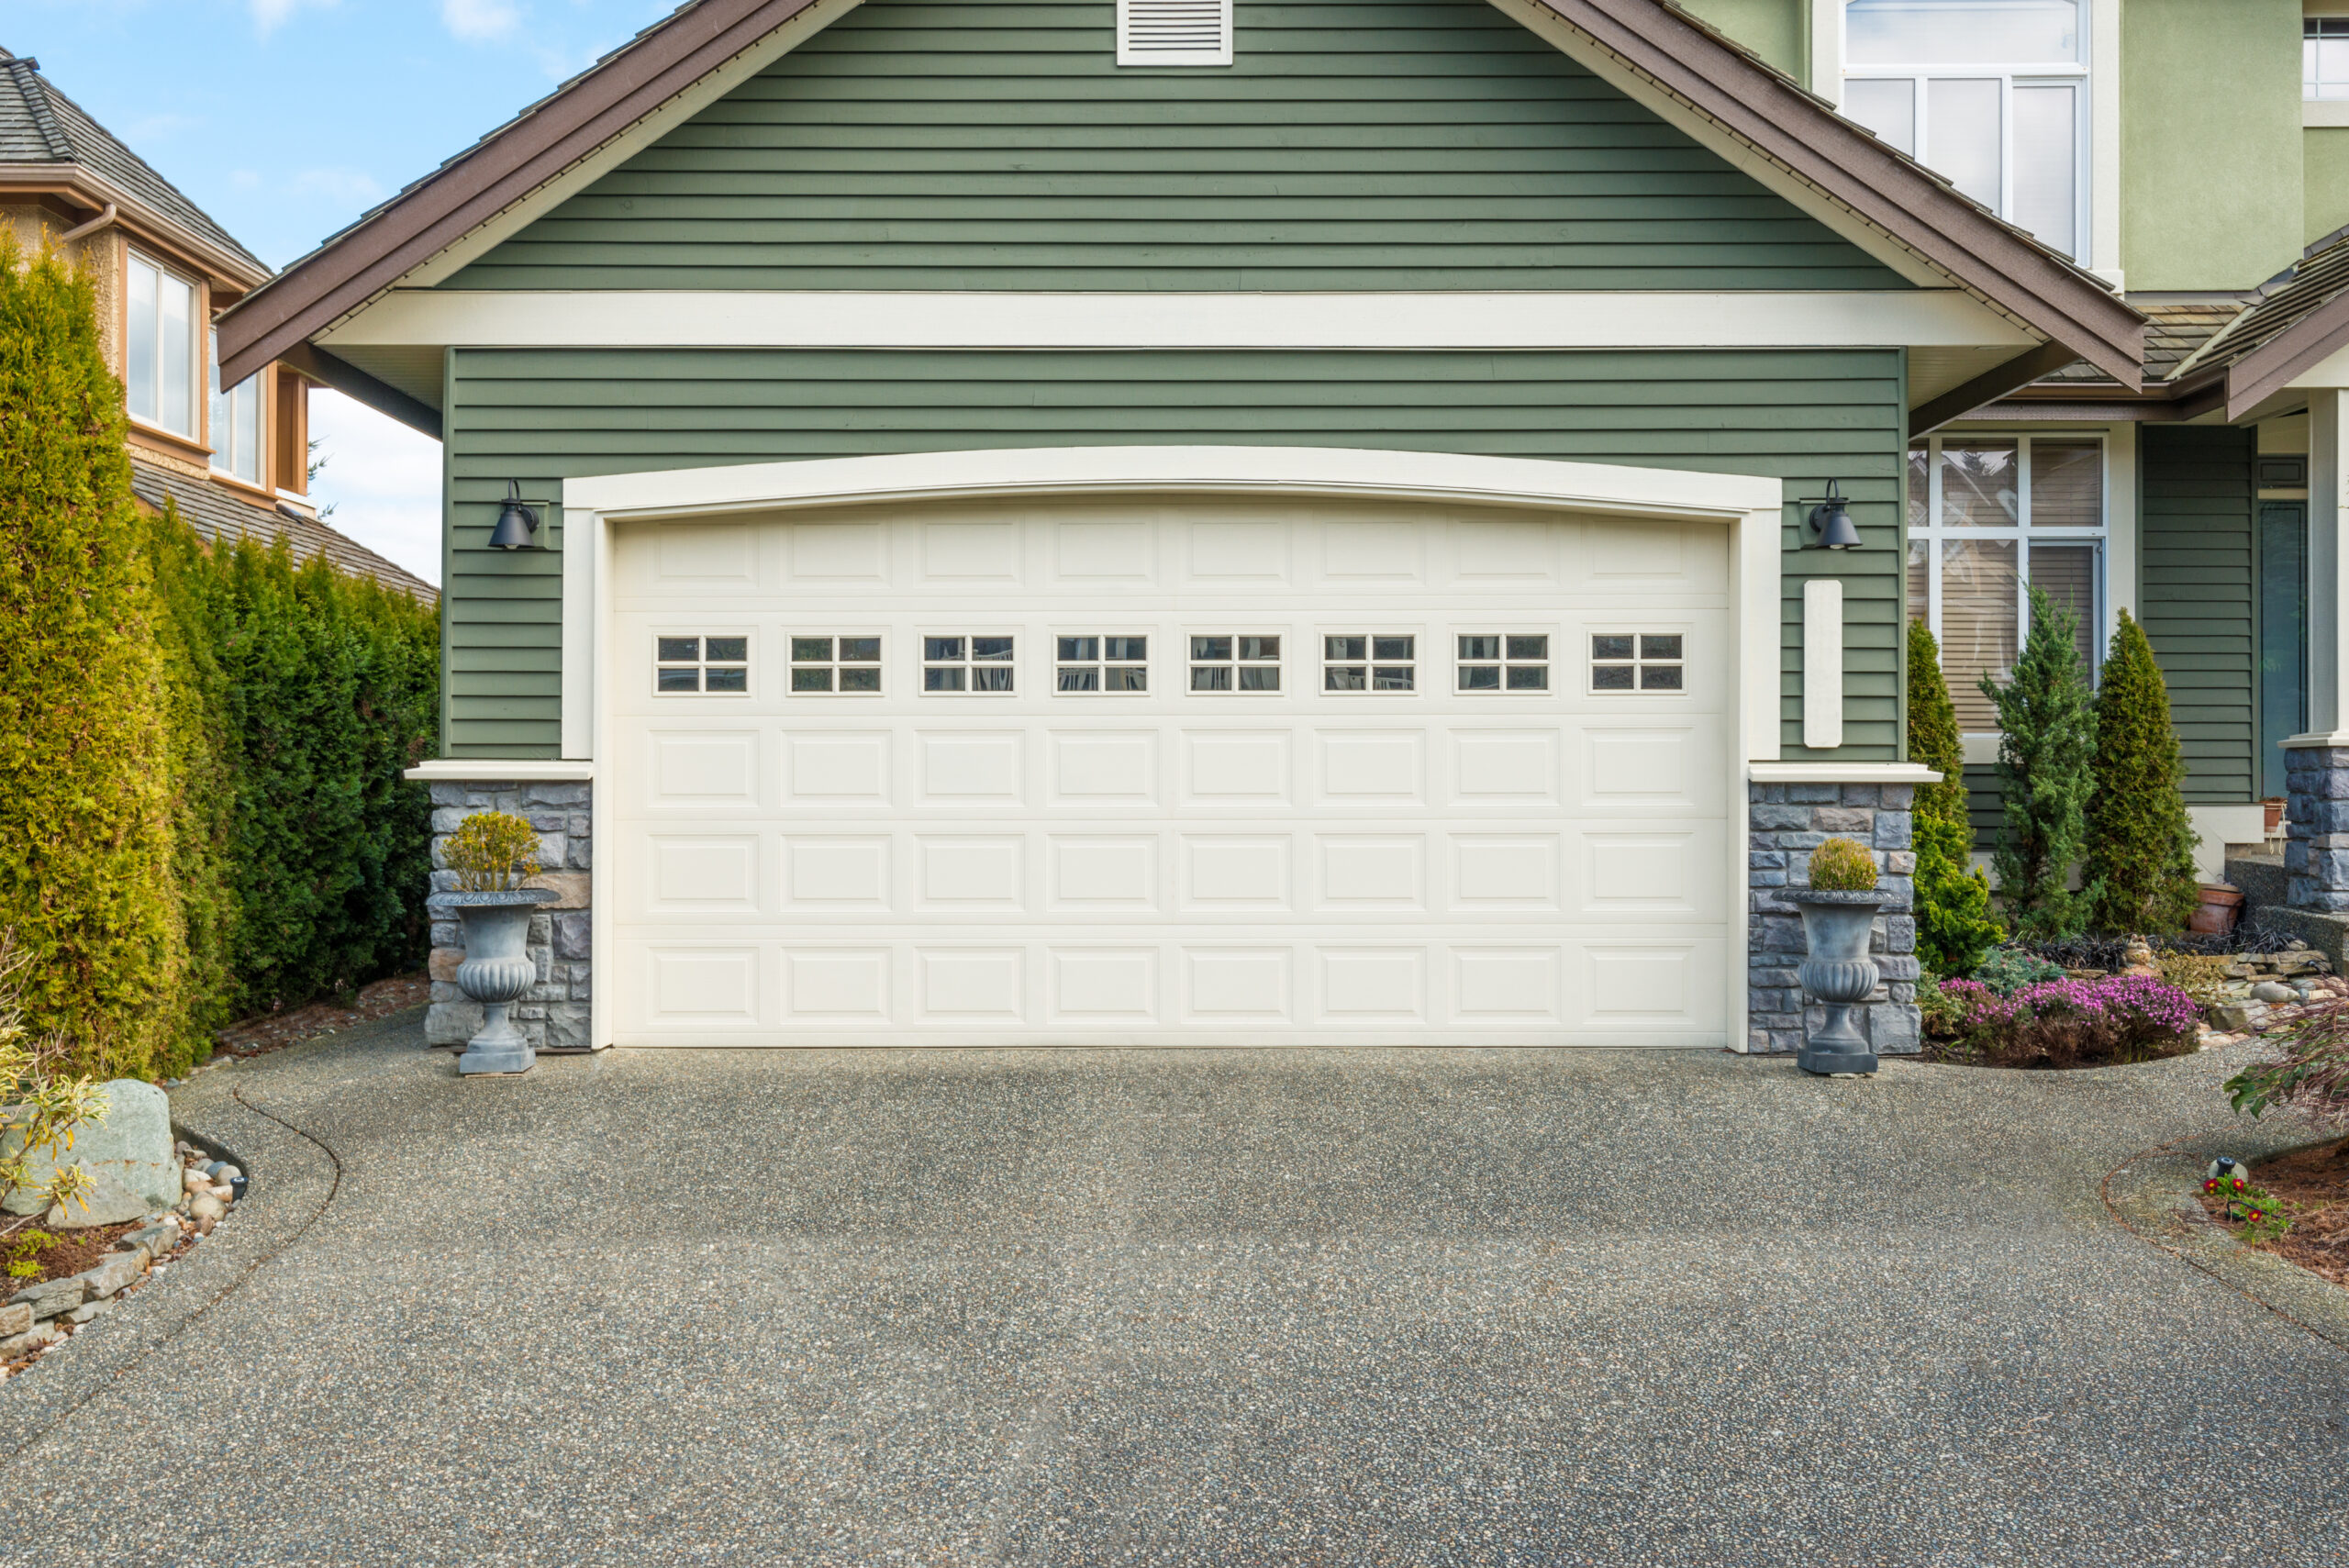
[1747,782,1921,1056]
[427,781,594,1052]
[2287,747,2349,913]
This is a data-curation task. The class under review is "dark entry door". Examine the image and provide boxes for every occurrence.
[2257,500,2307,801]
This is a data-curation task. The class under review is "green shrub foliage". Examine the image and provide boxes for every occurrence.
[1906,618,2003,974]
[0,235,439,1074]
[1986,585,2099,940]
[1807,837,1879,892]
[2084,610,2200,936]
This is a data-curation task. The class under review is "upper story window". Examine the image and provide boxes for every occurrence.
[2310,18,2349,100]
[206,329,261,485]
[126,251,198,438]
[1907,433,2105,733]
[1842,0,2087,260]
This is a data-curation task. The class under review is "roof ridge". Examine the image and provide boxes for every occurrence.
[2,55,72,161]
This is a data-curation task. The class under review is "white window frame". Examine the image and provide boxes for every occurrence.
[1838,0,2091,261]
[1587,632,1688,695]
[921,632,1019,695]
[787,632,885,696]
[2310,17,2349,101]
[653,633,751,697]
[1908,431,2109,738]
[1455,631,1553,695]
[1321,632,1419,695]
[125,250,200,439]
[1054,633,1150,695]
[1186,632,1284,695]
[207,327,262,484]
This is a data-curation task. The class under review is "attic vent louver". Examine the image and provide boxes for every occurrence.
[1117,0,1233,66]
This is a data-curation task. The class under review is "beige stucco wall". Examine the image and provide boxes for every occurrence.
[1674,0,1807,79]
[2,202,126,381]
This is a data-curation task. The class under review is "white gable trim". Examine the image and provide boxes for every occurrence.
[324,288,2035,351]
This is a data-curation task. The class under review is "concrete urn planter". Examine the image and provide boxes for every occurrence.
[1787,890,1886,1076]
[429,889,559,1075]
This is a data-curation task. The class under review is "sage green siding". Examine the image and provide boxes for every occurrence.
[443,347,1904,761]
[2141,425,2256,805]
[450,0,1903,292]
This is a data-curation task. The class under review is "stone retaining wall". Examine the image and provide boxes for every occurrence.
[1747,782,1920,1057]
[426,780,593,1052]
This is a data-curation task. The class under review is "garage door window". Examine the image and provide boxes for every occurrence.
[924,634,1017,693]
[1189,634,1282,692]
[1458,634,1549,693]
[1057,635,1149,692]
[1590,633,1684,692]
[1324,634,1415,692]
[655,635,750,695]
[791,635,883,695]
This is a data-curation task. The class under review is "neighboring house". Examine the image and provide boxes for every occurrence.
[218,0,2150,1056]
[0,48,431,598]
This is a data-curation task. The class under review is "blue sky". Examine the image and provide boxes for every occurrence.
[9,0,688,584]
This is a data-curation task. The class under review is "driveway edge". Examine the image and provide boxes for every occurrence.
[0,1069,342,1463]
[2103,1131,2349,1353]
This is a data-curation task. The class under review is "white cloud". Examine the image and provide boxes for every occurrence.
[250,0,335,37]
[307,390,443,588]
[284,166,386,206]
[443,0,522,41]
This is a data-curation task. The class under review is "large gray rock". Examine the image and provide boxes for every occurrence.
[6,1274,85,1320]
[72,1251,145,1300]
[2,1079,179,1228]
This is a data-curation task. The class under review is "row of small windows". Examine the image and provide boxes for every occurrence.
[652,634,1685,695]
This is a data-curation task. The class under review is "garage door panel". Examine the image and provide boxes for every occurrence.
[612,498,1731,1047]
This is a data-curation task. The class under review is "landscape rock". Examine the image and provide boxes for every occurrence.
[0,1303,29,1338]
[183,1167,211,1195]
[2210,1002,2256,1032]
[118,1221,179,1258]
[2251,981,2299,1005]
[188,1191,227,1224]
[2,1079,181,1227]
[7,1275,86,1320]
[64,1298,115,1325]
[73,1251,146,1300]
[0,1321,62,1356]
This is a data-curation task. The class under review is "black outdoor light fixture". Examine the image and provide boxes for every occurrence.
[488,480,551,550]
[1798,479,1861,550]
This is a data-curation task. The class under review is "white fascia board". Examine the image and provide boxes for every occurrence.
[1483,0,1955,293]
[559,444,1785,522]
[1747,762,1943,784]
[405,760,596,782]
[357,0,865,304]
[322,288,2035,351]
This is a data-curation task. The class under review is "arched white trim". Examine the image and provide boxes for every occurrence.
[558,444,1787,1053]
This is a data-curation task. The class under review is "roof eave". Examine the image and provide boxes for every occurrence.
[0,165,272,289]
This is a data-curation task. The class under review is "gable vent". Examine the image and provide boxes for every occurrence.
[1117,0,1233,67]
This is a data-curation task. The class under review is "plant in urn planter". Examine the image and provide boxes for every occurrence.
[431,812,556,1076]
[1790,838,1886,1077]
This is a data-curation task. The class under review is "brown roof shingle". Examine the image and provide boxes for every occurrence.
[129,459,436,602]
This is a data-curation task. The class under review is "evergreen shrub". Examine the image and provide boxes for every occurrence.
[1807,837,1878,891]
[2084,610,2200,936]
[1986,585,2099,940]
[0,235,439,1074]
[1906,618,2003,975]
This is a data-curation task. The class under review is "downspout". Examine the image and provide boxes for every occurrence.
[58,202,116,244]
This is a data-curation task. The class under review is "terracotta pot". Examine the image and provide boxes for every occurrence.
[2265,797,2287,835]
[2188,884,2243,936]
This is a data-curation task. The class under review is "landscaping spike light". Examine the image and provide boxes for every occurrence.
[489,480,542,550]
[1802,479,1861,550]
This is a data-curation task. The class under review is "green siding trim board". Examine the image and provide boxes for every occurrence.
[441,346,1905,760]
[2141,425,2257,806]
[450,0,1905,293]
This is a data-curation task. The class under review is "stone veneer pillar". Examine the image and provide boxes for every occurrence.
[2286,746,2349,913]
[1747,779,1920,1057]
[424,779,595,1052]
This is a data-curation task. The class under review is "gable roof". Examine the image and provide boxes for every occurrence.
[2164,228,2349,418]
[129,460,437,602]
[217,0,2142,391]
[0,49,268,282]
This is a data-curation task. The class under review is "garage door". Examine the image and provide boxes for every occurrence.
[607,495,1730,1046]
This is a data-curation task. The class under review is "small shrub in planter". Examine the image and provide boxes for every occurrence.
[1969,947,2065,996]
[1929,973,2201,1068]
[442,812,542,893]
[1807,837,1878,892]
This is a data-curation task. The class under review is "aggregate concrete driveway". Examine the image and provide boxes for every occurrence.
[4,1014,2347,1566]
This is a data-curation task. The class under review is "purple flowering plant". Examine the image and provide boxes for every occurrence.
[1932,972,2201,1068]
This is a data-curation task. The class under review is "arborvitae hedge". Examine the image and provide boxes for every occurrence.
[0,236,440,1077]
[1987,585,2099,940]
[2085,610,2200,935]
[1906,618,2003,974]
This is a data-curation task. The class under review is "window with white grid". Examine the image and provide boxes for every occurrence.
[1189,634,1281,693]
[1588,634,1684,694]
[1457,634,1549,693]
[923,634,1017,694]
[1323,634,1415,693]
[1056,635,1148,693]
[789,634,883,695]
[655,636,750,695]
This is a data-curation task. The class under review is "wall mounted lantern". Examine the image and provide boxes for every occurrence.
[1797,480,1861,550]
[488,480,551,550]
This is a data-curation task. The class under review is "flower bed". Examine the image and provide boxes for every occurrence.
[1921,972,2202,1068]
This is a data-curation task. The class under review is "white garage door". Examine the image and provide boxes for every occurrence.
[607,495,1730,1047]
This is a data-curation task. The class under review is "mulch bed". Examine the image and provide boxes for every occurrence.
[2199,1136,2349,1289]
[4,1219,138,1291]
[211,971,427,1060]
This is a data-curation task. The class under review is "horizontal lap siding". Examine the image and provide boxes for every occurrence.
[444,347,1903,758]
[448,0,1903,291]
[2142,426,2256,805]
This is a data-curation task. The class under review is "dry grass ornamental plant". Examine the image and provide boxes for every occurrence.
[443,812,543,893]
[1807,837,1879,893]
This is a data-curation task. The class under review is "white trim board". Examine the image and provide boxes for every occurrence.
[405,760,596,782]
[1748,762,1943,784]
[322,289,2038,352]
